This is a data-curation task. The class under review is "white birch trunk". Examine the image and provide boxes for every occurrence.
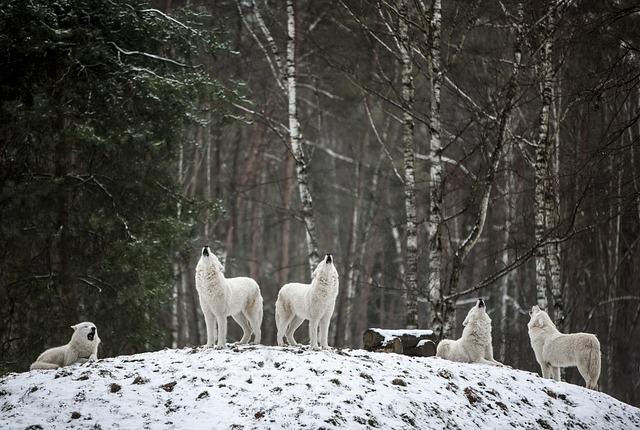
[398,0,418,329]
[533,3,555,313]
[426,0,444,338]
[287,0,320,276]
[548,58,563,326]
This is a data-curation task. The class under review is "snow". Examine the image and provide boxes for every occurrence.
[1,345,639,429]
[369,328,434,346]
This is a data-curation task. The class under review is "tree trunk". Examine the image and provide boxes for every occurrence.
[443,1,523,336]
[426,0,444,338]
[279,152,295,286]
[534,2,555,313]
[343,156,362,346]
[548,56,563,327]
[499,142,516,362]
[398,0,419,329]
[287,0,320,278]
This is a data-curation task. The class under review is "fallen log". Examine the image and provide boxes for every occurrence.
[363,328,437,357]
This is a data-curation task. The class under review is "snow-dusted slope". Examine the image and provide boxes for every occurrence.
[1,346,638,429]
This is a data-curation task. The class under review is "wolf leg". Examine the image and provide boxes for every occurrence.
[478,358,503,366]
[309,319,320,349]
[541,363,553,379]
[204,310,218,347]
[216,315,228,348]
[287,316,304,346]
[233,312,252,344]
[319,314,331,349]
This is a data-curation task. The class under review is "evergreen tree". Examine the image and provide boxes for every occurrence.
[0,0,234,371]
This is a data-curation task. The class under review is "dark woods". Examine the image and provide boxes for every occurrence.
[1,0,639,406]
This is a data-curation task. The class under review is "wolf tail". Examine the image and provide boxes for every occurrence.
[275,294,287,346]
[436,339,452,358]
[30,362,60,370]
[586,336,601,390]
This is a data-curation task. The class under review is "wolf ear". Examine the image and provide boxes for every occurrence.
[462,312,471,327]
[71,324,78,331]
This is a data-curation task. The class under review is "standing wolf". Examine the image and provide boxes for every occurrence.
[528,305,601,390]
[275,254,339,349]
[30,322,100,370]
[436,298,503,366]
[195,246,263,347]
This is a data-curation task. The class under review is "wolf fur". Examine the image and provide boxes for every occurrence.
[195,246,263,347]
[436,298,503,366]
[275,254,339,349]
[528,305,601,390]
[30,322,100,370]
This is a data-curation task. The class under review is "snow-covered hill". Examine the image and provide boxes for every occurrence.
[1,345,638,429]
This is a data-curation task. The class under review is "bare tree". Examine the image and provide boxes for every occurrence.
[426,0,445,338]
[397,0,419,329]
[532,1,564,325]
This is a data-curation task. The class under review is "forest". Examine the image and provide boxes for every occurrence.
[1,0,639,407]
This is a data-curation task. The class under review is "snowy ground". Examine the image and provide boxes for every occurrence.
[1,345,639,429]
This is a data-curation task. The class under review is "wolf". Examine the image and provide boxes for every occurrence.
[30,322,100,370]
[195,246,263,347]
[528,305,601,390]
[436,298,503,366]
[275,254,339,349]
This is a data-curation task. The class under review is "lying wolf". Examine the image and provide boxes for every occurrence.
[528,305,601,390]
[30,322,100,370]
[275,254,339,349]
[436,298,503,366]
[195,246,263,347]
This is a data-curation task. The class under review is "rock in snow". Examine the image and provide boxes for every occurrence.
[1,345,638,429]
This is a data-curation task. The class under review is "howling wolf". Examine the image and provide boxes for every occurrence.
[436,298,503,366]
[30,322,100,370]
[528,305,601,390]
[275,254,339,349]
[195,246,263,347]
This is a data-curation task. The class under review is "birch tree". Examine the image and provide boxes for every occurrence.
[286,0,321,275]
[426,0,445,337]
[237,0,321,277]
[397,0,419,329]
[533,0,558,315]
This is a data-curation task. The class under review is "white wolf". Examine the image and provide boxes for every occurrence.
[436,298,503,366]
[528,305,601,390]
[275,254,339,349]
[195,246,263,347]
[30,322,100,370]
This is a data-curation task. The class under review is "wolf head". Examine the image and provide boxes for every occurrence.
[70,322,100,347]
[197,245,224,274]
[312,253,339,282]
[462,298,489,326]
[528,305,554,330]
